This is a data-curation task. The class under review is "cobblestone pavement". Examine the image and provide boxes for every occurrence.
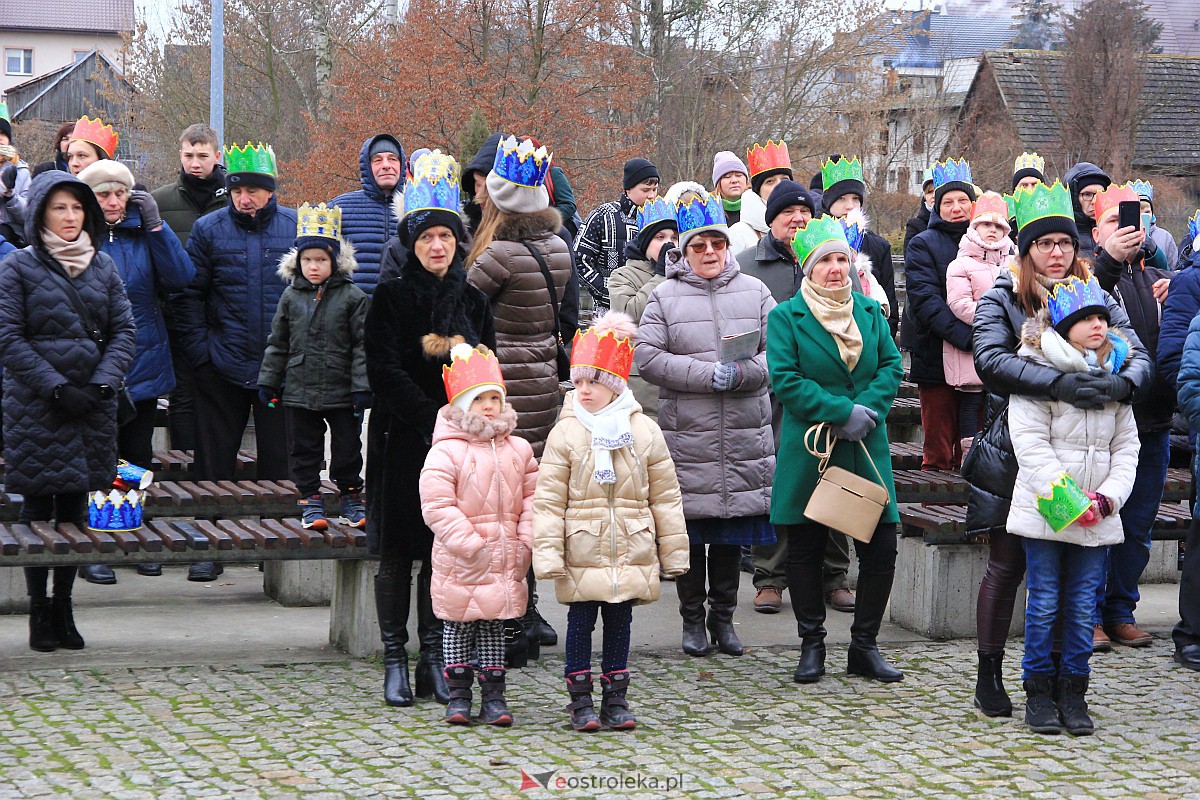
[2,639,1198,800]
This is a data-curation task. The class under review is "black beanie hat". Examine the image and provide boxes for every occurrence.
[934,180,976,213]
[1012,166,1045,191]
[751,167,793,196]
[226,171,276,192]
[1017,214,1080,257]
[623,158,659,191]
[400,208,465,249]
[0,117,12,141]
[635,217,677,255]
[764,180,814,225]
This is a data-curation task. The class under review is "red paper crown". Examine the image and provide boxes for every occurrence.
[442,345,505,405]
[1093,183,1140,225]
[971,191,1010,224]
[70,116,119,158]
[746,140,790,178]
[571,327,634,382]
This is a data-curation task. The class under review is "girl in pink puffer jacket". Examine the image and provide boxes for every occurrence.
[944,191,1015,445]
[420,344,538,727]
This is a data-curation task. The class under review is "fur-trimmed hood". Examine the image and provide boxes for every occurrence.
[1020,311,1132,376]
[432,403,519,444]
[277,240,358,281]
[492,207,563,243]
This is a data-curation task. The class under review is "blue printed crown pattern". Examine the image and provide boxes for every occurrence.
[1048,275,1108,330]
[932,158,973,190]
[1130,179,1153,201]
[403,150,460,217]
[88,490,144,533]
[491,135,552,189]
[674,191,726,236]
[1188,211,1199,246]
[636,197,674,231]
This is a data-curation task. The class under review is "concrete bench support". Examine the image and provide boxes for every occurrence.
[264,560,335,607]
[1142,540,1181,584]
[0,567,29,614]
[330,559,381,658]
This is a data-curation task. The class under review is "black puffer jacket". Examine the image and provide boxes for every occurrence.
[862,229,898,338]
[0,172,136,495]
[903,208,972,383]
[963,269,1151,538]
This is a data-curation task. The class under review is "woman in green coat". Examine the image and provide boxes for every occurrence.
[766,215,904,686]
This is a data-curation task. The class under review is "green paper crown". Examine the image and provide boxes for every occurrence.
[1036,473,1093,533]
[0,101,9,122]
[1014,179,1072,232]
[225,142,277,177]
[1003,193,1017,222]
[821,156,863,190]
[791,214,849,268]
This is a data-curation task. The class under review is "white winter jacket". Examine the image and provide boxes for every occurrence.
[1006,317,1141,546]
[727,190,767,257]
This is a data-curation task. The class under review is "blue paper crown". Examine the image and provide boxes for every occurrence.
[674,192,726,236]
[403,150,460,218]
[88,490,144,533]
[1188,210,1199,245]
[636,197,674,232]
[1129,179,1153,201]
[932,158,973,189]
[840,209,867,252]
[491,135,552,189]
[1048,276,1108,329]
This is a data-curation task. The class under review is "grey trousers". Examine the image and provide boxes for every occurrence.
[752,530,850,593]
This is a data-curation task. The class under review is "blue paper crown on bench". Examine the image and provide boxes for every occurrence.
[88,490,144,533]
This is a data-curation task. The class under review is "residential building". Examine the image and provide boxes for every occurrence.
[1,0,133,96]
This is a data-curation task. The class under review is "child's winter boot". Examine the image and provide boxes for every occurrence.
[298,494,328,530]
[600,670,637,730]
[1022,675,1062,734]
[1057,674,1094,736]
[443,664,474,725]
[338,489,367,528]
[477,667,513,726]
[565,671,601,731]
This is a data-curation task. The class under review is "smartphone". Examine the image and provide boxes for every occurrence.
[1117,200,1140,232]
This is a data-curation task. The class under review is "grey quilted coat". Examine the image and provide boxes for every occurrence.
[635,247,777,520]
[0,172,136,495]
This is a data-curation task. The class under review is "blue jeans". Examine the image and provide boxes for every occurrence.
[1023,538,1108,678]
[1094,430,1170,626]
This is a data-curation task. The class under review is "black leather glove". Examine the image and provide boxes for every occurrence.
[0,163,16,193]
[655,243,675,276]
[1091,373,1133,404]
[1049,372,1107,410]
[52,384,99,418]
[258,387,280,408]
[128,189,162,230]
[352,392,373,415]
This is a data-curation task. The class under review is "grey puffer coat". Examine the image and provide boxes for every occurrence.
[635,247,777,520]
[0,172,136,495]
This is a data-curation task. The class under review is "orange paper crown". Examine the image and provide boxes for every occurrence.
[570,327,635,382]
[70,115,119,158]
[1093,183,1140,225]
[746,140,791,178]
[971,191,1010,225]
[442,345,505,406]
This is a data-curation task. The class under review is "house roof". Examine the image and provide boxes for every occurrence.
[895,12,1017,70]
[970,49,1200,169]
[6,50,130,121]
[1147,0,1200,56]
[0,0,134,35]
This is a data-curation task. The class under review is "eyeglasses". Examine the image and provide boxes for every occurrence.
[1078,191,1099,201]
[687,239,728,254]
[1033,238,1078,254]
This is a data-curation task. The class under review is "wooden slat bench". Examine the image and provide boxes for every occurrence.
[892,467,1192,507]
[899,500,1193,545]
[0,449,257,481]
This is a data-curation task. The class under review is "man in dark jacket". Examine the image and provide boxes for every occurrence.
[171,143,296,581]
[737,180,856,614]
[153,124,228,453]
[329,134,402,298]
[1064,162,1111,255]
[905,160,976,470]
[903,169,934,257]
[819,155,898,337]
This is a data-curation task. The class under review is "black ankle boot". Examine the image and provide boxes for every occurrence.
[565,671,601,731]
[522,568,557,647]
[793,637,826,683]
[51,596,85,650]
[373,576,413,707]
[416,565,450,704]
[28,598,56,652]
[1057,674,1094,736]
[477,668,513,726]
[974,651,1012,717]
[444,665,474,725]
[416,650,451,704]
[504,619,530,668]
[676,549,712,656]
[706,547,744,655]
[847,568,903,682]
[1023,674,1062,734]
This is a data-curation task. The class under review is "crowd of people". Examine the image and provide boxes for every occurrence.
[1,107,1199,737]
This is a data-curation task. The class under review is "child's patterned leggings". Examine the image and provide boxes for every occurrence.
[563,600,634,675]
[442,619,505,669]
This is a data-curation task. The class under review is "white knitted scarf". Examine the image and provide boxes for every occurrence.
[572,389,638,485]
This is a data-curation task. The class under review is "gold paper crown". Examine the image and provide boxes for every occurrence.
[296,203,342,240]
[1014,152,1045,174]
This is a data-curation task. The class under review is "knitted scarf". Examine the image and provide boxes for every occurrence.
[572,389,638,485]
[722,196,742,213]
[41,229,94,278]
[800,277,863,372]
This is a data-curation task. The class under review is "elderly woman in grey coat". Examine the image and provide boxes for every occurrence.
[636,192,777,657]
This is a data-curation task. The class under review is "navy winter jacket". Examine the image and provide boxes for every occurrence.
[904,208,972,383]
[103,208,195,401]
[330,135,402,297]
[1175,310,1200,430]
[173,197,297,389]
[1156,252,1200,391]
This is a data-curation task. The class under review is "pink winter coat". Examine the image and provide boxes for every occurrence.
[944,228,1014,389]
[420,405,538,622]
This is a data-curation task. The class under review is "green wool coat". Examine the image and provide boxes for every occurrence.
[766,288,902,525]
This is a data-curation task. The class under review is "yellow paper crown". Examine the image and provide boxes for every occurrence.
[296,203,342,240]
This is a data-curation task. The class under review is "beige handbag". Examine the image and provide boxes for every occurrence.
[803,422,890,543]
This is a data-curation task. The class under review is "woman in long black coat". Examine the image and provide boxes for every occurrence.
[364,163,495,709]
[0,171,136,652]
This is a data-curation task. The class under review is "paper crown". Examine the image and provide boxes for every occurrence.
[296,202,342,240]
[442,345,505,406]
[674,191,727,236]
[747,140,791,177]
[1189,210,1199,247]
[1014,180,1073,231]
[403,149,460,218]
[570,325,635,382]
[225,142,277,176]
[636,196,674,232]
[491,135,551,189]
[1036,474,1093,533]
[932,158,973,189]
[921,167,934,185]
[1093,183,1140,225]
[972,191,1010,225]
[1003,193,1018,222]
[0,102,8,122]
[70,115,119,158]
[1013,152,1045,174]
[840,208,868,252]
[821,156,863,190]
[1048,275,1108,330]
[792,214,849,267]
[88,490,144,533]
[1129,179,1153,201]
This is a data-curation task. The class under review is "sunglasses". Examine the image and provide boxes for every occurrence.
[687,238,728,254]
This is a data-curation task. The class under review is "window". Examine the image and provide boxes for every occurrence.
[912,123,926,155]
[5,48,33,76]
[73,50,91,63]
